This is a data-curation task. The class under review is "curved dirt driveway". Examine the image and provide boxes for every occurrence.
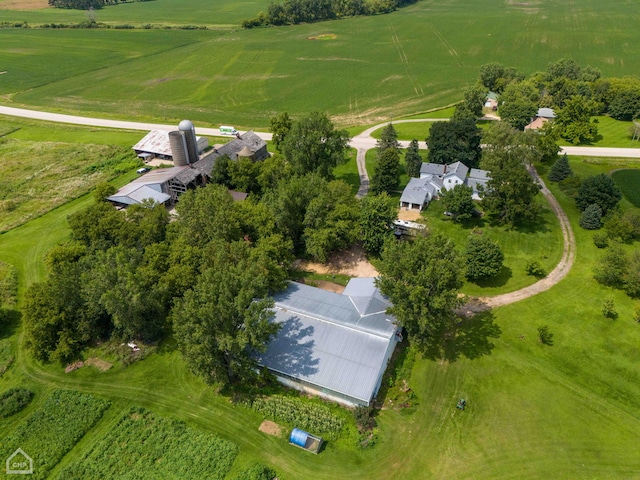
[469,168,576,310]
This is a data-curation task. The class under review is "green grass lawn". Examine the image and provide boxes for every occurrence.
[4,1,640,127]
[611,169,640,207]
[333,148,360,195]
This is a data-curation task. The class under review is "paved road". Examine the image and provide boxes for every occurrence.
[0,105,274,141]
[3,105,640,159]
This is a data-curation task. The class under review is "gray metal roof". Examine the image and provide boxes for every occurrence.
[191,131,267,177]
[420,162,445,176]
[469,168,490,180]
[107,166,189,205]
[446,161,468,182]
[256,280,398,404]
[400,177,438,206]
[537,108,556,119]
[132,130,207,157]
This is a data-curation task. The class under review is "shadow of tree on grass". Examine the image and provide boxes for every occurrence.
[423,310,501,362]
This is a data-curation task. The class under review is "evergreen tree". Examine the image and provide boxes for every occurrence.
[548,154,573,182]
[376,123,400,154]
[405,139,422,178]
[371,148,400,195]
[575,174,622,214]
[579,203,603,230]
[580,203,602,230]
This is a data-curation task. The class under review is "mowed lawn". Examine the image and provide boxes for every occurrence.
[611,169,640,207]
[2,1,640,127]
[1,157,640,478]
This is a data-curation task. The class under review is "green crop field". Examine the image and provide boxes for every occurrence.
[3,1,640,128]
[57,407,238,479]
[0,0,268,27]
[0,389,110,479]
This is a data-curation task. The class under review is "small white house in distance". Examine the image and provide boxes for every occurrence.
[255,278,400,407]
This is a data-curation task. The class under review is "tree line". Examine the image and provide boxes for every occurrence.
[242,0,417,28]
[48,0,148,9]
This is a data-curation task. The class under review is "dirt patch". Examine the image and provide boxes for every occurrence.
[300,279,345,293]
[308,33,337,40]
[86,357,112,372]
[0,0,48,10]
[397,208,423,221]
[65,360,84,374]
[259,420,283,437]
[296,244,378,277]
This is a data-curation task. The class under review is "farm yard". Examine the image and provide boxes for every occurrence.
[1,0,640,478]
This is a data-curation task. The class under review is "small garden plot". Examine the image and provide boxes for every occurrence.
[246,395,345,439]
[611,169,640,207]
[57,407,238,480]
[0,389,110,480]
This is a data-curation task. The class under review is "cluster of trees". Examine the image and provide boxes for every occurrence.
[48,0,146,9]
[480,122,542,225]
[243,0,416,28]
[480,59,640,144]
[22,111,404,383]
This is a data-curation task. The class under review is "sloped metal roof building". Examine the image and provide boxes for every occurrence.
[255,278,400,407]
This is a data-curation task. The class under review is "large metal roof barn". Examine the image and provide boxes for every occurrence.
[255,278,400,407]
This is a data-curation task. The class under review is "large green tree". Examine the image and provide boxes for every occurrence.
[478,62,524,94]
[171,241,281,385]
[453,85,487,121]
[281,112,350,179]
[270,111,292,153]
[440,184,476,222]
[575,174,622,215]
[465,236,504,280]
[480,122,541,225]
[426,119,482,168]
[303,180,360,262]
[359,192,396,256]
[174,184,241,245]
[556,95,602,144]
[376,233,465,349]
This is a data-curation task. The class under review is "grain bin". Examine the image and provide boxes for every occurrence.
[179,119,199,164]
[169,130,189,167]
